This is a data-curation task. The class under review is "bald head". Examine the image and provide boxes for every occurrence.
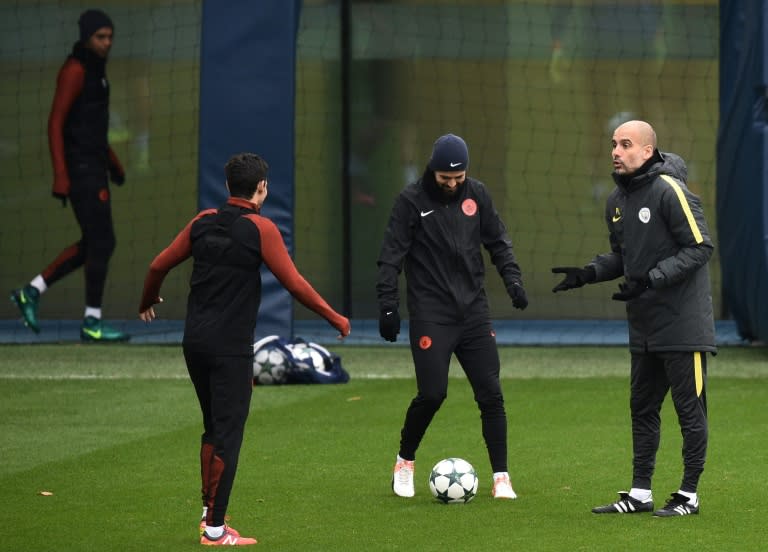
[616,120,656,147]
[611,120,657,175]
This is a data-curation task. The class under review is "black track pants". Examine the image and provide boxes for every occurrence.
[398,319,508,473]
[42,171,116,308]
[184,349,253,526]
[630,351,708,493]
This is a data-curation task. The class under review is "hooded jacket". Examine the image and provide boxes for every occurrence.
[591,151,716,353]
[377,170,523,324]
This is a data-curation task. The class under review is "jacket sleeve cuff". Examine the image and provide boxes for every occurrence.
[648,267,664,289]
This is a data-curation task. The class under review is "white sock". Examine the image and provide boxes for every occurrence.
[493,471,509,480]
[30,275,47,294]
[397,454,412,463]
[205,525,224,538]
[84,307,102,320]
[677,490,698,505]
[629,488,652,502]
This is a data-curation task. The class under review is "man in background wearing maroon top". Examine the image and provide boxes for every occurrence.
[10,9,128,342]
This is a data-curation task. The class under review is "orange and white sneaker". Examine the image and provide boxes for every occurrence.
[492,473,518,499]
[392,457,415,497]
[200,526,256,546]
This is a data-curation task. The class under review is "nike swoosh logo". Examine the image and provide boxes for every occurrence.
[420,210,434,217]
[82,327,102,339]
[612,215,622,222]
[449,162,462,167]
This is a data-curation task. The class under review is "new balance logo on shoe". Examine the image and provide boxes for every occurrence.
[200,526,256,546]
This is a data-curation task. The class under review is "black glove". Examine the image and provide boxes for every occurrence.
[109,166,125,185]
[611,277,650,301]
[379,310,400,342]
[510,282,528,310]
[551,266,596,292]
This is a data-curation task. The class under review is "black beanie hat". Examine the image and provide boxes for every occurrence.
[78,9,113,42]
[428,134,469,172]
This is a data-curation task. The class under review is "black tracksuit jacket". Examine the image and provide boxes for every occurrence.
[377,171,523,324]
[590,151,716,353]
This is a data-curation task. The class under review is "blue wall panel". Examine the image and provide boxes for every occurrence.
[198,0,301,339]
[717,2,768,341]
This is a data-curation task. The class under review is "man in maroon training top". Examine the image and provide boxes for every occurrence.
[139,152,350,546]
[10,9,128,342]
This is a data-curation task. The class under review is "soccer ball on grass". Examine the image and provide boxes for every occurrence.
[428,457,478,504]
[253,339,288,385]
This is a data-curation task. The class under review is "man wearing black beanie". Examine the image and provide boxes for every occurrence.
[10,9,129,342]
[377,133,529,501]
[78,9,114,45]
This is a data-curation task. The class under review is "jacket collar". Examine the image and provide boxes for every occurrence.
[227,196,259,212]
[70,41,106,74]
[612,149,663,193]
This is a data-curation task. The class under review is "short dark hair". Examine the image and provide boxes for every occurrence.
[224,153,269,198]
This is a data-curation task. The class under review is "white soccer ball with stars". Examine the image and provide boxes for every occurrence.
[428,457,478,504]
[252,339,288,385]
[286,341,329,375]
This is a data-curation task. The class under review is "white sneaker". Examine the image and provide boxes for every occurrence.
[492,473,517,499]
[392,458,415,497]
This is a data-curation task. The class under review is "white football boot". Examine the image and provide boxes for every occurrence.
[392,457,415,498]
[492,473,518,499]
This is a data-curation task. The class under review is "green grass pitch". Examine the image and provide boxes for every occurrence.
[0,345,765,551]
